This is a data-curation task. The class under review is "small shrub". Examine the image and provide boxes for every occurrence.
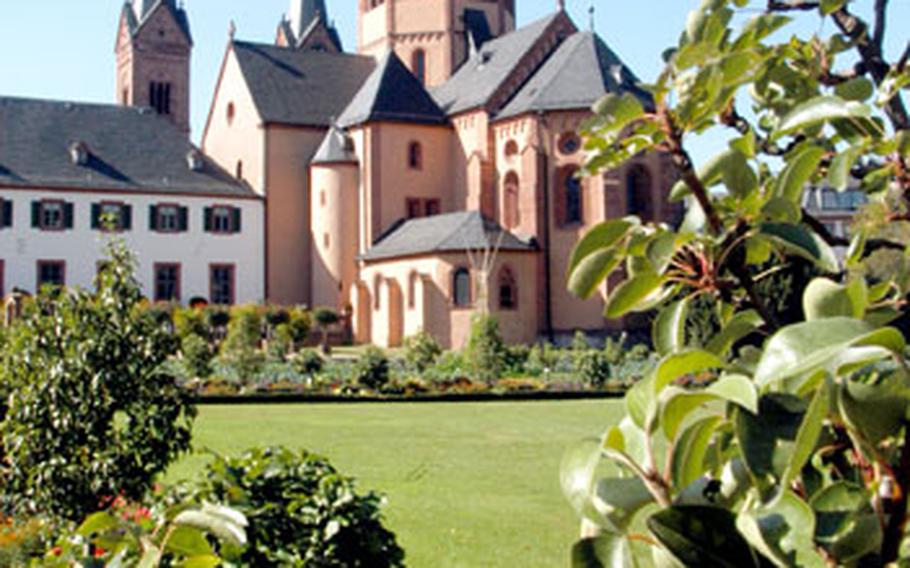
[173,305,210,341]
[292,349,325,376]
[503,344,531,376]
[403,331,443,374]
[286,307,312,350]
[219,305,265,383]
[314,307,340,353]
[424,351,468,383]
[495,377,544,393]
[173,447,405,567]
[181,332,214,379]
[575,350,612,388]
[355,347,390,391]
[464,313,506,383]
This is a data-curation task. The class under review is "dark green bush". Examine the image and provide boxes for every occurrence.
[174,447,404,567]
[219,305,265,381]
[292,349,325,376]
[575,350,612,388]
[355,347,390,391]
[0,240,195,522]
[403,331,442,374]
[464,314,506,382]
[181,332,214,379]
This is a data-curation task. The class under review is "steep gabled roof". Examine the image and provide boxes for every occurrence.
[124,0,192,45]
[497,31,653,120]
[312,126,357,164]
[231,41,374,127]
[431,12,566,116]
[337,51,448,128]
[0,97,253,198]
[362,211,537,262]
[296,17,343,52]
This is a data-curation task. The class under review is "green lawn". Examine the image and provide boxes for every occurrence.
[168,400,624,567]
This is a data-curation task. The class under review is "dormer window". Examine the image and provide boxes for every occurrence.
[69,141,89,166]
[187,150,204,172]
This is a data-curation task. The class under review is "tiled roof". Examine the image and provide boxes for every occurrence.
[232,41,374,127]
[431,13,564,116]
[337,51,448,128]
[497,31,653,120]
[0,97,253,198]
[362,211,537,261]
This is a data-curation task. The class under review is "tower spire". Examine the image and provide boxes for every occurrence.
[557,0,566,11]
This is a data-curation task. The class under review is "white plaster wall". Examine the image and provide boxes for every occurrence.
[0,188,265,303]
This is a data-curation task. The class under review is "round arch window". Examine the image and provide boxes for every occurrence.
[504,140,519,158]
[226,102,236,126]
[558,133,581,156]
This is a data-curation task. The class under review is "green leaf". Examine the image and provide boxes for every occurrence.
[722,151,759,198]
[780,384,828,490]
[593,477,656,533]
[737,490,825,568]
[77,511,118,537]
[802,278,859,320]
[811,482,882,562]
[661,388,719,440]
[653,299,689,356]
[774,145,826,203]
[834,77,874,102]
[569,219,637,276]
[605,271,665,319]
[626,377,654,431]
[164,525,214,557]
[705,310,763,356]
[174,510,247,548]
[754,318,893,386]
[593,93,646,133]
[827,144,865,191]
[838,370,910,445]
[180,556,222,568]
[648,506,761,567]
[773,95,871,140]
[820,0,846,15]
[671,416,723,489]
[569,249,624,300]
[707,373,758,414]
[758,222,839,273]
[654,349,727,394]
[735,394,807,483]
[561,437,604,522]
[572,535,638,568]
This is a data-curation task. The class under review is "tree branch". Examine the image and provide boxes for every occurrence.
[766,0,818,11]
[872,0,888,51]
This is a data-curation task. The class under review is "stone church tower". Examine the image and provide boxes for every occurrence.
[115,0,193,134]
[358,0,516,87]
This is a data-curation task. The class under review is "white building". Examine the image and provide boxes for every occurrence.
[0,97,264,304]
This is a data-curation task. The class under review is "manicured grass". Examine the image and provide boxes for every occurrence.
[168,400,624,567]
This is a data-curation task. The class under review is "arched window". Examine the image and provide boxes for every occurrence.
[498,267,517,310]
[503,171,520,229]
[226,102,235,125]
[452,267,471,308]
[408,271,418,309]
[562,168,583,225]
[408,142,423,170]
[373,274,383,311]
[235,160,243,180]
[626,164,653,220]
[412,49,427,86]
[504,140,519,158]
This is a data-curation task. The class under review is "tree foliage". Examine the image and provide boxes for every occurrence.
[565,0,910,565]
[0,240,196,522]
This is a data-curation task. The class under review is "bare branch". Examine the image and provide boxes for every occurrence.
[898,41,910,73]
[766,0,819,11]
[873,0,888,50]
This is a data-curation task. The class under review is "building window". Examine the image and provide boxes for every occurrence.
[452,267,471,308]
[374,274,383,311]
[0,199,12,229]
[149,81,172,115]
[32,200,73,231]
[558,132,582,155]
[91,202,132,231]
[226,102,236,125]
[562,169,583,225]
[498,267,517,310]
[210,264,235,305]
[37,260,66,289]
[626,165,653,221]
[412,49,427,85]
[150,204,188,232]
[408,142,423,170]
[426,199,441,216]
[406,198,422,219]
[235,161,244,180]
[154,263,181,302]
[204,206,241,234]
[408,271,418,309]
[504,140,519,158]
[0,260,4,297]
[503,171,520,229]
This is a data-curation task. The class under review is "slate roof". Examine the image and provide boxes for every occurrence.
[337,51,448,128]
[0,97,254,198]
[498,31,653,120]
[361,211,537,262]
[296,17,343,52]
[232,41,375,127]
[288,0,328,38]
[431,13,563,116]
[312,126,357,164]
[125,0,193,45]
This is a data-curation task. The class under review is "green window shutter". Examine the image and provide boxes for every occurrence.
[91,204,101,229]
[232,208,242,233]
[149,205,158,231]
[122,205,132,230]
[2,200,12,228]
[178,206,189,231]
[31,202,40,228]
[204,207,213,232]
[63,203,74,229]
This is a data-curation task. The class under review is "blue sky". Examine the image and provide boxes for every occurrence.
[0,1,907,163]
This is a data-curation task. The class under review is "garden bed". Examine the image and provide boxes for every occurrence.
[193,389,626,405]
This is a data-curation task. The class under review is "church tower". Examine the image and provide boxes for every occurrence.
[115,0,193,134]
[276,0,343,52]
[358,0,516,88]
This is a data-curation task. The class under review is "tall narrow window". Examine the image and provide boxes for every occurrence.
[626,165,653,221]
[406,198,422,219]
[498,267,517,310]
[154,263,181,302]
[408,271,418,309]
[408,142,423,170]
[503,172,520,229]
[563,169,583,225]
[235,161,243,180]
[453,267,471,308]
[412,49,427,85]
[37,260,66,289]
[425,199,441,216]
[0,199,12,229]
[149,81,172,115]
[210,264,235,305]
[374,274,383,311]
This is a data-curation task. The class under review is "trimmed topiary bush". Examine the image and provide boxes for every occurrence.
[464,313,506,383]
[355,346,390,391]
